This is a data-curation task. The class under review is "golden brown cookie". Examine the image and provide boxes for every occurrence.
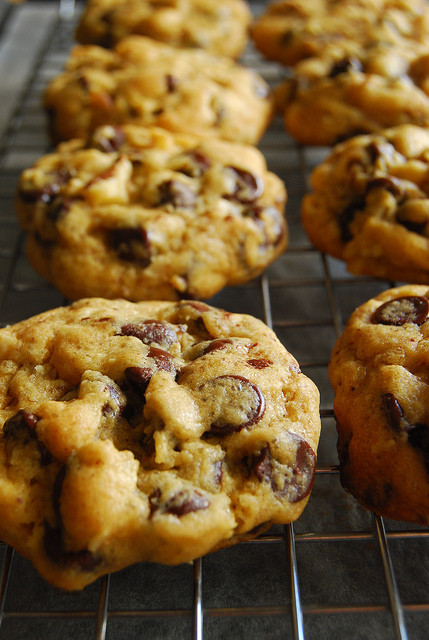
[277,52,429,146]
[330,284,429,524]
[301,124,429,283]
[75,0,252,59]
[251,0,429,68]
[16,124,287,301]
[0,297,321,589]
[43,36,272,145]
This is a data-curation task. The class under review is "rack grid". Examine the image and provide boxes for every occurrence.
[0,2,428,639]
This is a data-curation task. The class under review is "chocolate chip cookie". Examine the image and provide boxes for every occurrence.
[301,124,429,283]
[16,124,287,301]
[0,297,321,589]
[251,0,429,69]
[277,51,429,146]
[330,285,429,524]
[43,35,272,145]
[75,0,252,59]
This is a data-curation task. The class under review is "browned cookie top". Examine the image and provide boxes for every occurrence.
[0,298,320,589]
[16,124,287,301]
[302,124,429,283]
[75,0,252,59]
[43,36,273,144]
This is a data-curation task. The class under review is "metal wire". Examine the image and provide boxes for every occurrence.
[0,2,429,639]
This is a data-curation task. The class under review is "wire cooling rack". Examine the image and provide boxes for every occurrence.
[0,2,429,639]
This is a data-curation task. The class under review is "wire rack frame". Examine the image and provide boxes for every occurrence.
[0,2,428,640]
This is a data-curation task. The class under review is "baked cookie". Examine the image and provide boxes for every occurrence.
[301,124,429,283]
[43,36,272,145]
[75,0,252,59]
[276,50,429,146]
[251,0,429,68]
[16,124,287,301]
[0,297,321,589]
[330,284,429,524]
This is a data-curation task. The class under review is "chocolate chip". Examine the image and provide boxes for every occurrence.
[125,366,153,394]
[200,375,265,437]
[3,409,39,435]
[172,302,214,339]
[396,199,429,236]
[19,169,70,204]
[108,226,151,266]
[329,57,363,77]
[396,215,427,235]
[45,197,72,223]
[3,410,52,466]
[124,347,174,395]
[338,196,365,242]
[78,73,90,92]
[158,179,196,209]
[202,339,233,355]
[382,393,405,431]
[120,320,178,348]
[407,424,429,472]
[246,358,273,369]
[102,381,126,415]
[166,74,178,93]
[174,151,211,177]
[164,490,210,516]
[150,489,210,517]
[90,126,126,152]
[251,437,316,503]
[147,346,175,374]
[372,296,429,326]
[253,445,272,482]
[366,176,402,198]
[43,523,101,571]
[224,167,263,203]
[381,394,429,472]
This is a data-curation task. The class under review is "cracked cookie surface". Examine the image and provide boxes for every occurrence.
[0,298,320,590]
[75,0,252,59]
[302,124,429,283]
[330,285,429,524]
[16,124,287,301]
[43,35,272,145]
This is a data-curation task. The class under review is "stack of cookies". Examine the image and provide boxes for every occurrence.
[0,0,323,590]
